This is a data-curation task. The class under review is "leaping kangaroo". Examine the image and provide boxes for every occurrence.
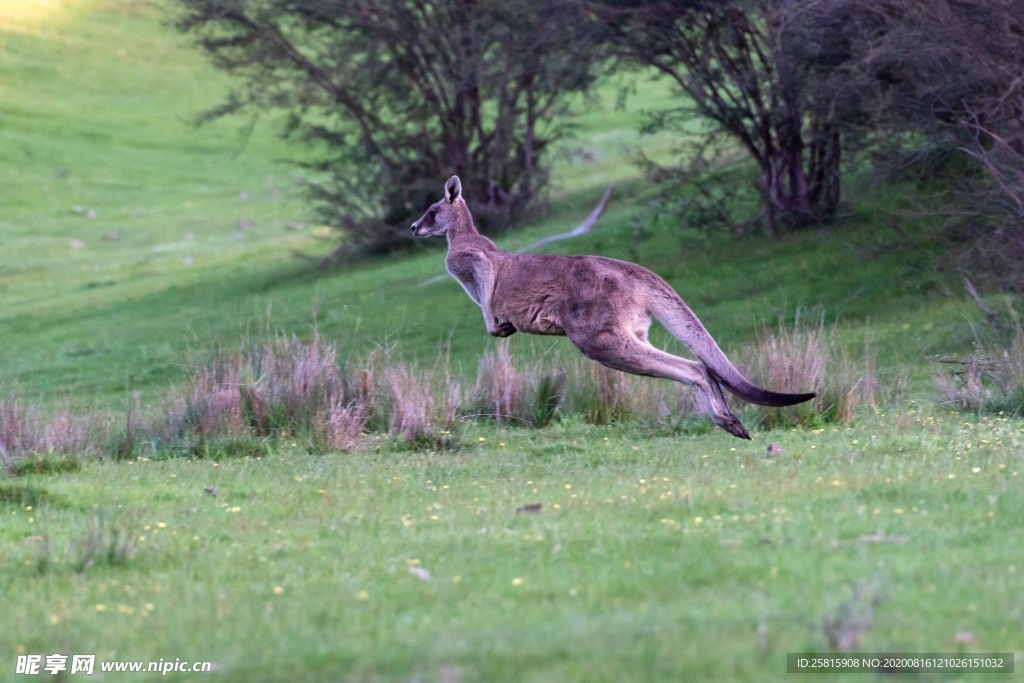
[412,175,815,439]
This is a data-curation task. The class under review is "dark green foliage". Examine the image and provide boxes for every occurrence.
[0,481,56,508]
[848,0,1024,291]
[595,0,861,233]
[531,371,566,428]
[70,512,138,573]
[985,385,1024,418]
[9,455,82,476]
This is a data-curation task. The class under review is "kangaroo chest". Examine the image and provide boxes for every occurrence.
[445,250,487,306]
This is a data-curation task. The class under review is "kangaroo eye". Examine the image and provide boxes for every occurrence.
[429,211,437,219]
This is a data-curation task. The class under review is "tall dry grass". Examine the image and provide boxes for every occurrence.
[0,394,97,472]
[743,314,881,428]
[563,360,698,428]
[934,318,1024,416]
[469,341,699,429]
[472,342,529,423]
[154,334,473,452]
[470,342,573,427]
[150,333,369,454]
[383,360,462,447]
[0,314,903,471]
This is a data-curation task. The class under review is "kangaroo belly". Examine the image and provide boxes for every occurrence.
[493,297,566,336]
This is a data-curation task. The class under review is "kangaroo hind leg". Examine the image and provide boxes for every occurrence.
[567,330,751,439]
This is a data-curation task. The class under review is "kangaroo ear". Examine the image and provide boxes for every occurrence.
[444,175,462,204]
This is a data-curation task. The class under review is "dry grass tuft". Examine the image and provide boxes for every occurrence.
[473,341,529,423]
[582,362,635,425]
[745,313,881,428]
[316,394,370,452]
[934,318,1024,415]
[154,333,362,453]
[0,394,96,472]
[383,360,462,448]
[469,346,698,429]
[559,356,698,429]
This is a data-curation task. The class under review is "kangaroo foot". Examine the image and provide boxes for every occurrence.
[713,412,751,440]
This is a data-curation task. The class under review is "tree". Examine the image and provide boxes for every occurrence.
[174,0,598,258]
[595,0,869,234]
[845,0,1024,290]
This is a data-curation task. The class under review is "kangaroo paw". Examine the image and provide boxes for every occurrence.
[489,321,517,337]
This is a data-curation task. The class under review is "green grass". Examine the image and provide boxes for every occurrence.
[4,415,1022,681]
[2,2,1024,681]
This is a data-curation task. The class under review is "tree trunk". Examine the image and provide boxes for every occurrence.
[758,114,841,232]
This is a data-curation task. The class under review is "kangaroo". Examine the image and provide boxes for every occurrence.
[411,175,815,439]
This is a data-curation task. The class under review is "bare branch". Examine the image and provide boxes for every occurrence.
[962,276,1007,332]
[517,186,614,253]
[420,186,614,285]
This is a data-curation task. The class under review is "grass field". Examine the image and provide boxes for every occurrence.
[2,1,1023,681]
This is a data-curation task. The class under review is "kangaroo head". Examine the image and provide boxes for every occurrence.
[411,175,463,238]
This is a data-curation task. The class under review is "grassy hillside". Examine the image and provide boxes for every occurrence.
[0,0,324,399]
[2,2,1023,682]
[0,0,685,407]
[0,0,978,410]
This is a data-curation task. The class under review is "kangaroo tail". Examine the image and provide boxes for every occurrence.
[649,289,816,408]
